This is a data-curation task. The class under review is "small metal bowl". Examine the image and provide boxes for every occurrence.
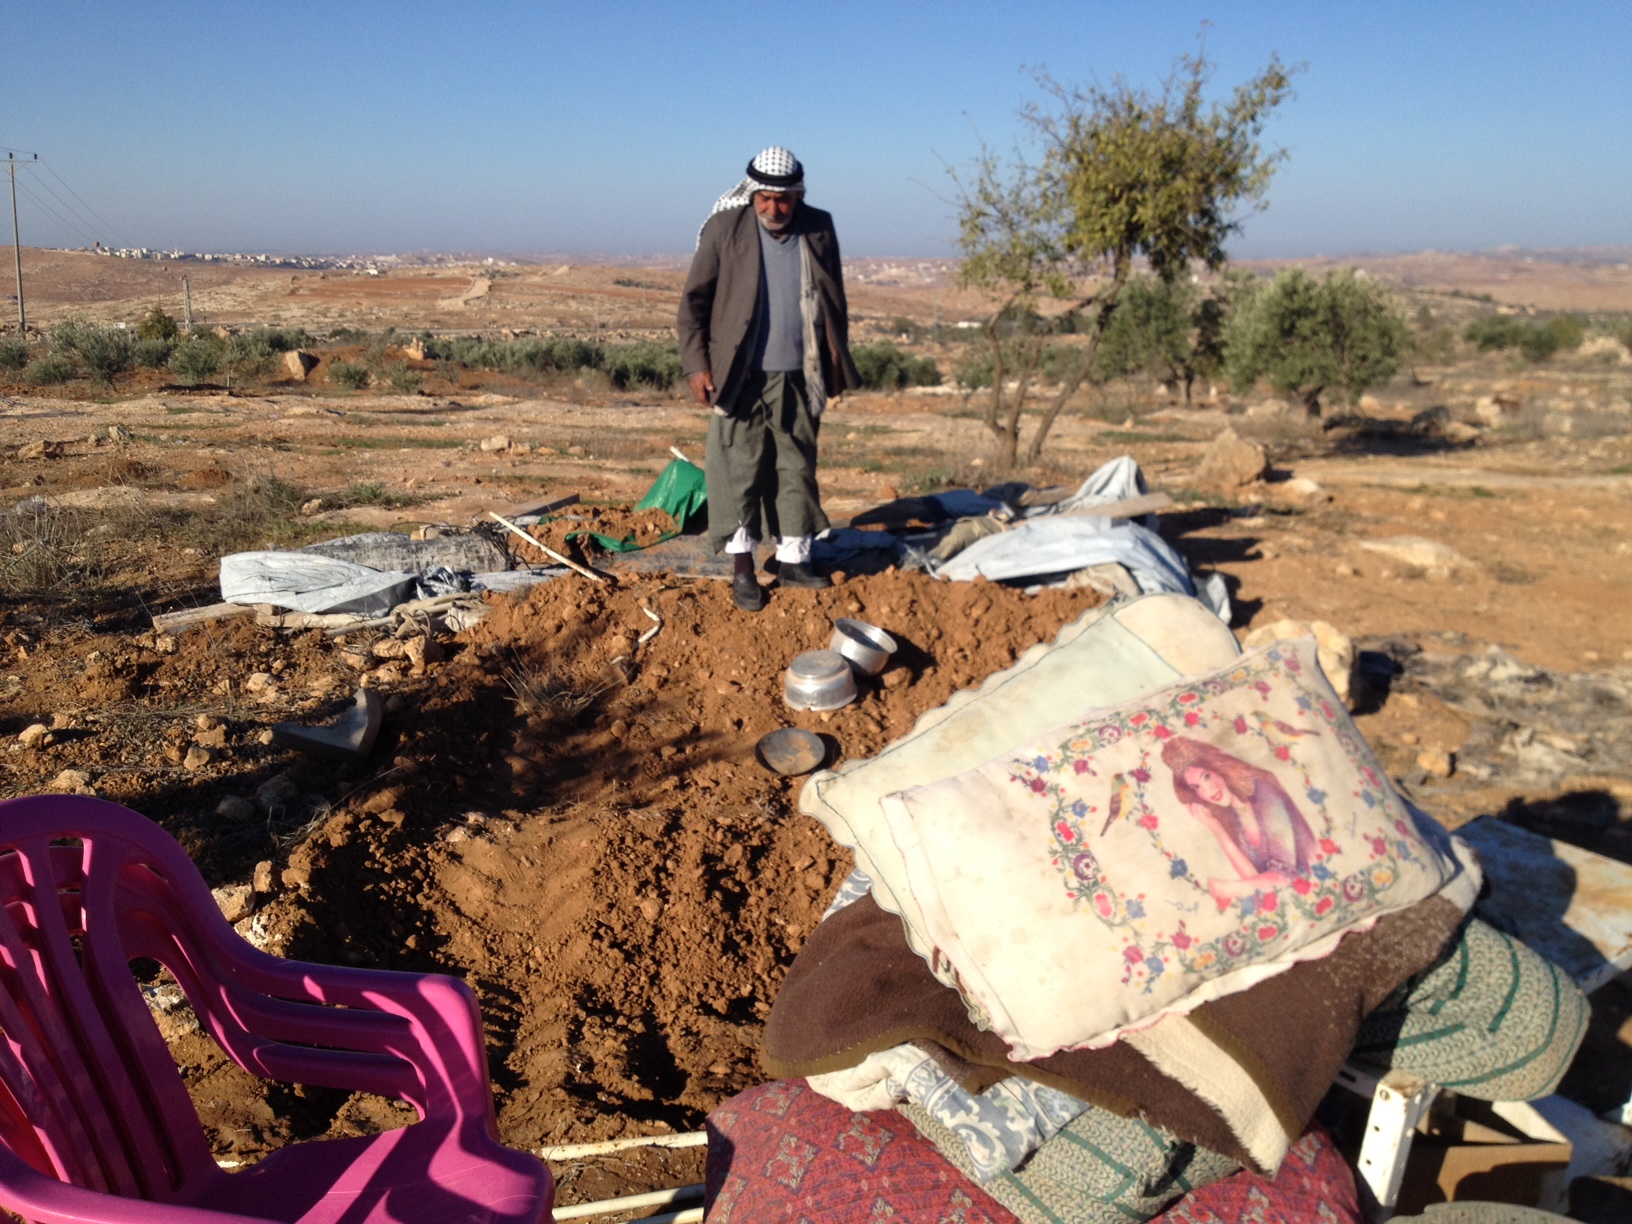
[784,649,857,711]
[829,619,899,677]
[757,728,827,776]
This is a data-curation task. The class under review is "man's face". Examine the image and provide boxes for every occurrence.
[753,191,797,232]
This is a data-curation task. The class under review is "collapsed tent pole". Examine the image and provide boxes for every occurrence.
[550,1184,703,1220]
[538,1130,706,1161]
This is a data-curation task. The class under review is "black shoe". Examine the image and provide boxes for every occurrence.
[732,569,767,611]
[777,562,831,589]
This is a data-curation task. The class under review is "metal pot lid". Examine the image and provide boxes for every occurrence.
[788,649,850,681]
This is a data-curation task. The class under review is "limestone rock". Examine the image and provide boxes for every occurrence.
[299,498,325,516]
[1195,428,1268,491]
[479,434,511,452]
[1358,536,1472,579]
[195,723,229,748]
[17,723,50,749]
[50,768,92,793]
[1245,399,1291,418]
[215,795,255,821]
[283,350,318,381]
[1243,618,1363,710]
[252,860,276,893]
[211,884,255,924]
[255,774,301,813]
[183,745,214,770]
[18,440,60,461]
[1417,747,1455,778]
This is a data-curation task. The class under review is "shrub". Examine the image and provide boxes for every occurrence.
[602,342,683,390]
[1224,267,1410,413]
[132,337,175,369]
[25,354,76,385]
[239,326,311,353]
[1463,313,1586,362]
[136,306,180,342]
[167,337,223,384]
[0,336,29,371]
[380,361,423,393]
[225,333,277,384]
[852,342,942,390]
[329,360,371,390]
[49,318,134,386]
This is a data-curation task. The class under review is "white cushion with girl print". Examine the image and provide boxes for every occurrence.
[878,635,1460,1060]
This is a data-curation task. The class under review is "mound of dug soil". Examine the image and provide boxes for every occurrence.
[167,570,1105,1170]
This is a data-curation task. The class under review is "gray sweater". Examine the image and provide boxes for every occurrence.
[751,221,805,373]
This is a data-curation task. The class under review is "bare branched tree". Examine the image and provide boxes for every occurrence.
[952,41,1297,465]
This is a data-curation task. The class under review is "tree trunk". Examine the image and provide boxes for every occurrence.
[1301,384,1324,416]
[1024,275,1126,465]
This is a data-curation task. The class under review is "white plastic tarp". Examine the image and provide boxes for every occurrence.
[219,552,417,616]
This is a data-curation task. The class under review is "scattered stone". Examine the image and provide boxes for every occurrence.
[403,636,444,671]
[216,795,255,821]
[1244,619,1363,710]
[107,424,129,442]
[299,498,325,516]
[281,864,311,890]
[255,774,301,813]
[18,440,61,461]
[282,350,318,381]
[402,338,426,360]
[1417,747,1455,778]
[255,728,276,746]
[142,982,199,1041]
[1245,399,1291,418]
[882,668,910,690]
[639,897,664,922]
[195,723,229,748]
[479,435,511,452]
[1334,563,1359,578]
[1358,536,1472,579]
[183,745,214,770]
[252,860,276,893]
[211,884,255,924]
[565,444,586,457]
[1268,476,1329,505]
[372,638,408,660]
[17,723,50,749]
[1441,421,1482,445]
[50,768,92,793]
[245,672,276,693]
[1195,428,1268,491]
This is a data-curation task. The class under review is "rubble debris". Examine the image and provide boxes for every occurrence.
[212,884,255,924]
[1243,619,1364,710]
[1195,428,1268,490]
[151,601,257,635]
[283,350,318,381]
[17,724,50,749]
[1358,536,1475,579]
[270,688,385,760]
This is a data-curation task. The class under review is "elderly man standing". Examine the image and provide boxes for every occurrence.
[679,147,861,612]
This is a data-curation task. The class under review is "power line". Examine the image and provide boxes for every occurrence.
[14,175,102,248]
[29,164,120,247]
[38,160,127,247]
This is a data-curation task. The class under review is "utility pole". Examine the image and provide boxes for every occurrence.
[182,275,193,333]
[7,154,24,332]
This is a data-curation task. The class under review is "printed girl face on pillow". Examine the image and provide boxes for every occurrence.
[880,636,1458,1056]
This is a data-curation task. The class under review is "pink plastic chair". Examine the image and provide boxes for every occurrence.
[0,794,553,1223]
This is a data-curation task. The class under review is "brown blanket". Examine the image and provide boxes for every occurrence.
[763,891,1466,1171]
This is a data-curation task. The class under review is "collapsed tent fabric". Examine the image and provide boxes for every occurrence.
[219,552,417,615]
[635,459,708,530]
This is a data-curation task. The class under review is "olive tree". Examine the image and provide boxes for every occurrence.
[954,45,1295,466]
[1093,273,1228,403]
[1224,267,1410,414]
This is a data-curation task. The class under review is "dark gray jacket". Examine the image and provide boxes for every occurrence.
[678,204,862,410]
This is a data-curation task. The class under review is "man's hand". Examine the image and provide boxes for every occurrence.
[688,371,715,406]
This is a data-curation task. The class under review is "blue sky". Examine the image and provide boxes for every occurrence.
[5,1,1629,259]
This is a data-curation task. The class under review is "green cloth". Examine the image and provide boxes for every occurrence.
[902,1100,1239,1224]
[1351,916,1589,1102]
[705,370,828,552]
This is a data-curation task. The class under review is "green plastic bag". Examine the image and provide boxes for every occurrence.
[565,458,707,553]
[635,458,707,529]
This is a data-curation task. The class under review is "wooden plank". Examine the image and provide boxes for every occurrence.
[1458,816,1632,993]
[151,602,256,634]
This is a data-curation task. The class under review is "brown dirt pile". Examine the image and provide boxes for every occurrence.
[511,508,676,564]
[244,569,1103,1153]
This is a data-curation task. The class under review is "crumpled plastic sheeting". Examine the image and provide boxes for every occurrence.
[1029,454,1150,518]
[302,531,507,574]
[813,527,905,568]
[220,552,417,615]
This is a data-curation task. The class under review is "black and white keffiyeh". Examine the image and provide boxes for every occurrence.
[701,146,806,235]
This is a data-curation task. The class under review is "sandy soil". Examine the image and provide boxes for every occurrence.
[2,254,1632,1210]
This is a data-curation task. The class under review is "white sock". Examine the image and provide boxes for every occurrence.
[775,535,813,565]
[724,525,759,555]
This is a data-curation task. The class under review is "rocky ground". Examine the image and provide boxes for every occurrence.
[2,261,1631,1210]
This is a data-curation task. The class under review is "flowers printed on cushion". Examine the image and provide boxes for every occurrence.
[1071,853,1099,884]
[1169,858,1188,878]
[1056,820,1077,843]
[1234,716,1249,734]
